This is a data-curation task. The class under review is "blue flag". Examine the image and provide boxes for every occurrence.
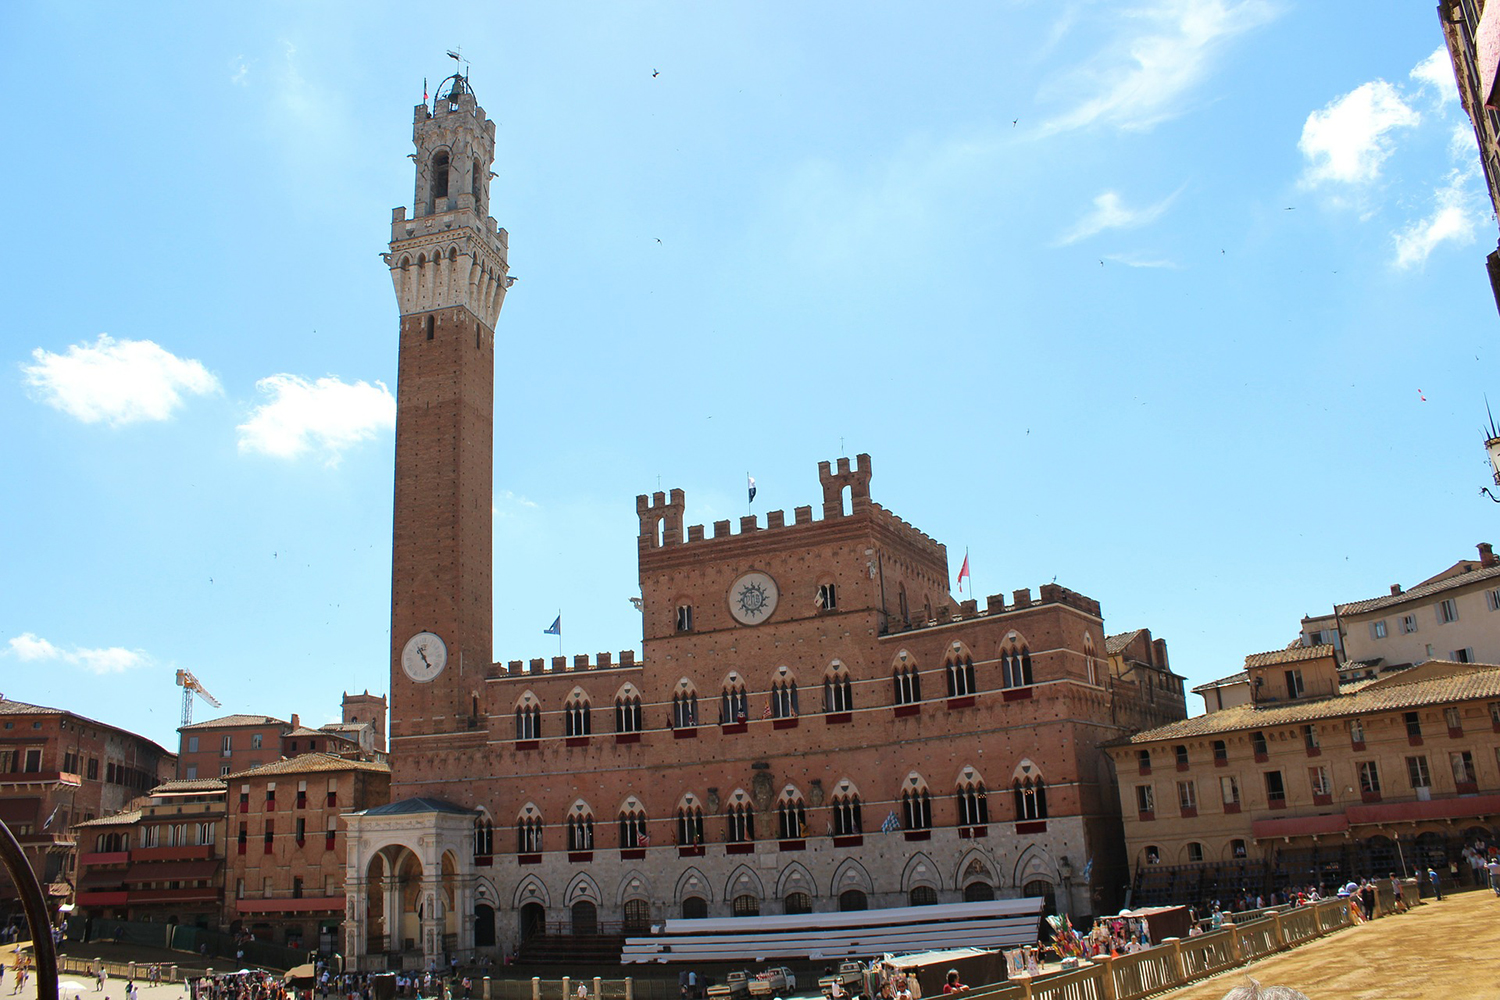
[544,615,561,636]
[747,475,757,504]
[881,811,901,833]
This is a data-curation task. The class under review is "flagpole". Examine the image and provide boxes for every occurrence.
[557,608,562,657]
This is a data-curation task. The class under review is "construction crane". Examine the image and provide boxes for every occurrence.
[175,669,221,726]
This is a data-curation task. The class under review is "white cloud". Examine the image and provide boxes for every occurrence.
[21,335,219,426]
[1392,169,1481,269]
[1410,46,1458,104]
[1298,80,1420,185]
[237,374,395,462]
[5,632,149,675]
[230,55,249,86]
[1056,189,1179,245]
[1104,252,1184,269]
[1042,0,1279,133]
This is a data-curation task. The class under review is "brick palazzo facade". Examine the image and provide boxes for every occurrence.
[342,71,1188,970]
[0,697,174,919]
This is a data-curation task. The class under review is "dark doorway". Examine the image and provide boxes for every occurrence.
[474,904,496,948]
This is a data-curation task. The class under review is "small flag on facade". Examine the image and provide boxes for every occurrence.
[1081,857,1093,881]
[637,831,650,848]
[42,805,60,830]
[544,615,561,636]
[423,78,429,102]
[762,702,773,719]
[881,811,901,834]
[957,549,971,593]
[747,475,757,504]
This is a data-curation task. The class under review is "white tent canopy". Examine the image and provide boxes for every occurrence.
[623,899,1045,964]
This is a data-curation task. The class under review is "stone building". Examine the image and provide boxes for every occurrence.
[0,696,174,920]
[342,69,1188,971]
[1439,0,1500,312]
[1104,655,1500,907]
[73,778,227,926]
[225,753,390,950]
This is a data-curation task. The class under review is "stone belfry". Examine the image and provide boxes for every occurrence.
[384,68,509,749]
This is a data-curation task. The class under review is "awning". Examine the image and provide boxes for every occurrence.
[125,860,220,883]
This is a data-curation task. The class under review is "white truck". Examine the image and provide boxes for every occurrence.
[708,972,751,1000]
[747,968,796,996]
[819,962,864,998]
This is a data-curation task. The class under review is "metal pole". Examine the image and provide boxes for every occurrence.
[0,817,59,1000]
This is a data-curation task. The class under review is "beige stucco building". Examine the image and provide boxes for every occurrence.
[1106,657,1500,908]
[1335,547,1500,670]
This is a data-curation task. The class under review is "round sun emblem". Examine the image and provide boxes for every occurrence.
[728,572,779,626]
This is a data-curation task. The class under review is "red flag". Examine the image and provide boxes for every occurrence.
[957,550,971,593]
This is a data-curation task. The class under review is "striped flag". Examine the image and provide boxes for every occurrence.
[637,831,650,848]
[544,616,561,636]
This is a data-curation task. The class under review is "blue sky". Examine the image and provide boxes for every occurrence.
[2,2,1496,751]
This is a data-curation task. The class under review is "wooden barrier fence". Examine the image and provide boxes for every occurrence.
[968,893,1397,1000]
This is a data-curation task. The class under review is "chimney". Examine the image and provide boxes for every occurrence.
[1480,542,1498,569]
[1389,584,1402,596]
[290,713,300,729]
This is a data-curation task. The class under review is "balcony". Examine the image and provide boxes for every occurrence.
[79,851,130,867]
[0,770,79,788]
[235,895,342,914]
[133,844,213,862]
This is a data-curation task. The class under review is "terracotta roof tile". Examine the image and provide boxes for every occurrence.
[1190,671,1248,694]
[1105,630,1145,656]
[152,778,226,793]
[1113,661,1500,745]
[75,809,142,828]
[225,752,389,780]
[180,713,287,731]
[1243,645,1335,668]
[1335,563,1500,616]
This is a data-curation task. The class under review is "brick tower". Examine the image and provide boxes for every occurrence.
[384,69,509,745]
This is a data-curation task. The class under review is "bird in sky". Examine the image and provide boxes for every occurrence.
[652,69,660,78]
[654,238,662,244]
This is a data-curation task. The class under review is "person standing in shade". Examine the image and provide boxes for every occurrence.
[1427,866,1442,900]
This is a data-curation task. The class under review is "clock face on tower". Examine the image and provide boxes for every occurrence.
[401,631,448,682]
[728,572,779,625]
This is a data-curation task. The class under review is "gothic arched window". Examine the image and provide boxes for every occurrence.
[431,150,450,202]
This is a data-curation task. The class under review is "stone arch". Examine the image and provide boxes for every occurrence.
[723,863,764,902]
[512,873,550,909]
[565,871,601,907]
[900,851,943,893]
[615,682,640,701]
[1013,842,1055,889]
[472,874,498,905]
[954,849,995,892]
[775,861,816,898]
[674,865,713,904]
[616,870,652,907]
[829,857,873,897]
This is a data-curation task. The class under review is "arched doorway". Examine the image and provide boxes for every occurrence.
[520,901,546,940]
[838,889,867,912]
[1023,879,1057,917]
[682,896,708,919]
[622,899,651,934]
[572,900,598,935]
[963,882,994,902]
[474,905,496,948]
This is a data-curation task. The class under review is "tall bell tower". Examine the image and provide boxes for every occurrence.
[385,70,509,746]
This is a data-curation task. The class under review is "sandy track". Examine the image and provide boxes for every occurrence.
[1153,889,1500,999]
